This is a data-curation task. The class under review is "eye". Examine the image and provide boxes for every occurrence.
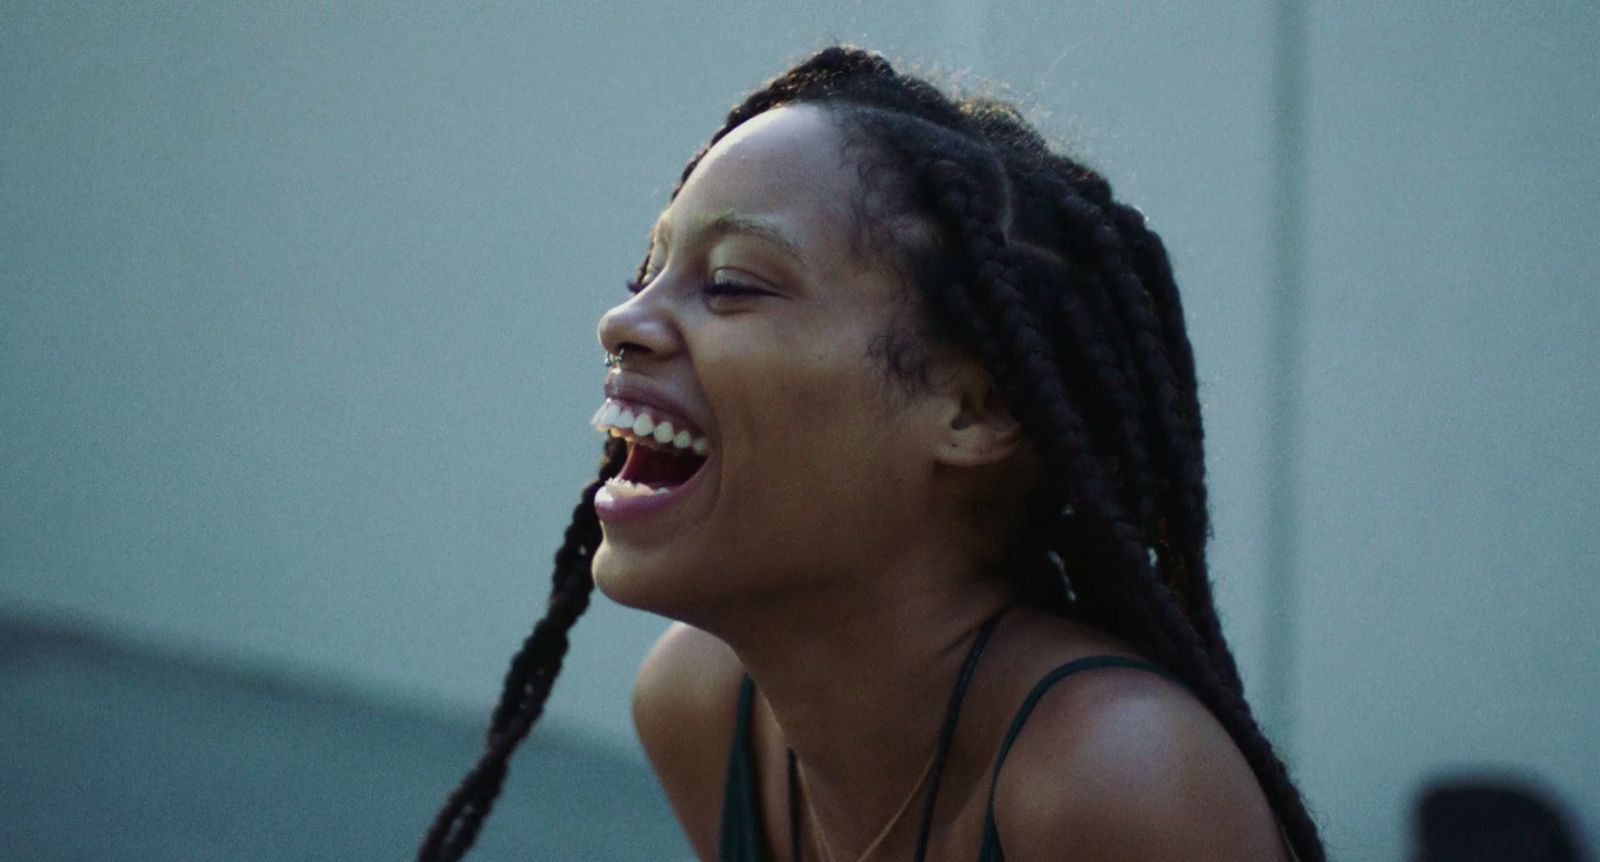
[701,275,767,298]
[623,272,771,300]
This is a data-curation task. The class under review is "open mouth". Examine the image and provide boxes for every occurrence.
[616,437,707,492]
[590,398,710,504]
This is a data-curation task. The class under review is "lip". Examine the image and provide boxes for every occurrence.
[603,374,709,439]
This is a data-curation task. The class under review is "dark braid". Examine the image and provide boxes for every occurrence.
[685,46,1325,860]
[961,115,1239,692]
[1047,185,1249,689]
[1063,182,1242,693]
[1097,199,1242,685]
[417,439,625,862]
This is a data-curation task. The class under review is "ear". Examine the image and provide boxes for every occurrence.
[930,362,1026,468]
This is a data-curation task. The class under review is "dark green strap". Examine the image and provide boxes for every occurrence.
[771,607,1012,862]
[911,607,1011,861]
[718,675,764,861]
[976,656,1175,861]
[786,749,801,862]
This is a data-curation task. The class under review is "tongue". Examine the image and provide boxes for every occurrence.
[620,443,705,489]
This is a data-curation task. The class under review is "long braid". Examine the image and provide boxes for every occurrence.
[1046,186,1249,691]
[1099,199,1241,685]
[417,439,624,862]
[992,136,1238,693]
[975,129,1195,559]
[1052,169,1212,562]
[1064,181,1243,697]
[1018,166,1241,697]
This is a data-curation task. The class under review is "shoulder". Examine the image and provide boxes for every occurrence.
[632,622,746,860]
[990,657,1290,862]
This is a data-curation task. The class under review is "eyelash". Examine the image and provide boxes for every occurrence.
[624,275,765,298]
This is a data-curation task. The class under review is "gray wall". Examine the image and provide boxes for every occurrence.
[1296,5,1600,859]
[3,3,1594,859]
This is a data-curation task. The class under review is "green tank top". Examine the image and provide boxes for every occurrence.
[716,654,1173,861]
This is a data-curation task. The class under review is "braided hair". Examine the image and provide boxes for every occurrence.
[416,438,624,861]
[419,45,1324,862]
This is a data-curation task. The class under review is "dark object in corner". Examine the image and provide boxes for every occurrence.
[1415,779,1588,862]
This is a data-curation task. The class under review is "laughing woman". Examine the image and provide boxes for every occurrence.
[419,46,1323,862]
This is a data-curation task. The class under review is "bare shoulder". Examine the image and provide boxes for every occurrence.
[632,622,745,860]
[990,654,1289,861]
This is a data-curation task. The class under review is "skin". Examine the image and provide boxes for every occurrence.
[597,104,1290,861]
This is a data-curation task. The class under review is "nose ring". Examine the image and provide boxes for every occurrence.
[604,347,626,370]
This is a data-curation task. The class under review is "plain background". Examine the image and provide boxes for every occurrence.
[3,2,1596,859]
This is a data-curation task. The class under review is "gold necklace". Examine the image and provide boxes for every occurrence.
[795,745,942,862]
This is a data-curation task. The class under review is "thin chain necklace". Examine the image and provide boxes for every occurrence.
[785,606,1011,862]
[794,743,941,862]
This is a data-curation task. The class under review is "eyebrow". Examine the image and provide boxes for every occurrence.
[649,210,807,270]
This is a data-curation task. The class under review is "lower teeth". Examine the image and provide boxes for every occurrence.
[606,478,673,499]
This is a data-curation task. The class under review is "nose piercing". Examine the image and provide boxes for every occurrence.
[604,347,626,370]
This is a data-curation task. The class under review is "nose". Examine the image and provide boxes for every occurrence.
[597,282,678,365]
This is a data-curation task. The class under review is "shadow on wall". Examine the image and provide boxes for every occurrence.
[1414,776,1591,862]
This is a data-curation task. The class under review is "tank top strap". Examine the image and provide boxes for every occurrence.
[975,655,1175,861]
[717,675,765,862]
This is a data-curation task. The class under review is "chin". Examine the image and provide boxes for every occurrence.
[590,543,638,605]
[592,541,686,616]
[592,540,741,626]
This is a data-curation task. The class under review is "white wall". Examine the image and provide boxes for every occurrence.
[3,3,1594,858]
[1295,4,1600,859]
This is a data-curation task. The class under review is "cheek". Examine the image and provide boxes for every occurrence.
[722,336,893,473]
[712,344,914,558]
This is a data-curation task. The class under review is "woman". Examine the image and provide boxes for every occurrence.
[420,46,1324,861]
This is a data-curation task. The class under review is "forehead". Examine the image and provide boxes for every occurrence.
[651,105,859,265]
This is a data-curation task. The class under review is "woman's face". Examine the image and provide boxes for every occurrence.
[590,104,957,619]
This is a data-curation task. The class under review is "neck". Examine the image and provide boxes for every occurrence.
[705,551,1014,856]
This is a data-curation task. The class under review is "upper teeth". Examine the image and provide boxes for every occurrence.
[590,399,710,455]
